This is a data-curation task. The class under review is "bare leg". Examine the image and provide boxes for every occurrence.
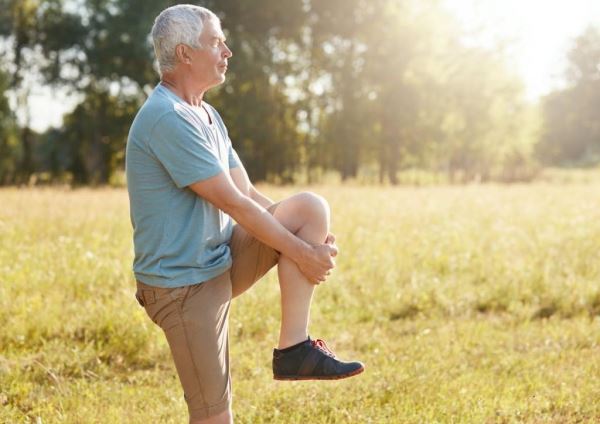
[271,192,330,349]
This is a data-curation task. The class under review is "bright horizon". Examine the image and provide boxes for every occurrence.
[443,0,600,100]
[23,0,600,132]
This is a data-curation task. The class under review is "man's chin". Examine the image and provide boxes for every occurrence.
[205,76,226,91]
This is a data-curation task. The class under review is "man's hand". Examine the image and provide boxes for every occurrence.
[325,232,337,250]
[297,236,338,285]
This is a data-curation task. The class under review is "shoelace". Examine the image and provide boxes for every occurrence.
[312,339,336,358]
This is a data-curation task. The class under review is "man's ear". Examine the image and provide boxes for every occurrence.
[175,44,192,65]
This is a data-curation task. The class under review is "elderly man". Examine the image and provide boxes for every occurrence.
[126,4,363,423]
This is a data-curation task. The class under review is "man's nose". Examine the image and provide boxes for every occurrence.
[223,44,232,58]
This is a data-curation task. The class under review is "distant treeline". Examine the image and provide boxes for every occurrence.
[0,0,599,185]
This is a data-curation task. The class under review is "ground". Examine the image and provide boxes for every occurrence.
[1,183,599,423]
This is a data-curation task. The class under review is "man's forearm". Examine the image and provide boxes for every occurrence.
[249,186,275,208]
[225,195,308,263]
[189,172,311,266]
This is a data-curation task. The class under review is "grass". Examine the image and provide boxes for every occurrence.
[1,183,599,423]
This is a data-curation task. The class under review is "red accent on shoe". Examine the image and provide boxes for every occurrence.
[312,339,335,357]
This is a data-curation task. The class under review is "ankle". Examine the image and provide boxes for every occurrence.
[277,334,309,350]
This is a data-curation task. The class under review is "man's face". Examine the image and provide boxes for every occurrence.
[188,19,232,89]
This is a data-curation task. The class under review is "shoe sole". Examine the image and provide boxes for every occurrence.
[273,365,365,381]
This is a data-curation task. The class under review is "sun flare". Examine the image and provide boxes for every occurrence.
[443,0,600,100]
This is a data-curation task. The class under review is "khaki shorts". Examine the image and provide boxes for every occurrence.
[135,204,280,420]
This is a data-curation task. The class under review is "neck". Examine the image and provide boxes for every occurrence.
[161,72,206,107]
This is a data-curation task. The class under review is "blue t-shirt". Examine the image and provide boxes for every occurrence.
[126,83,241,288]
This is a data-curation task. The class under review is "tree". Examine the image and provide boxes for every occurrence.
[538,26,600,166]
[203,0,308,182]
[0,67,19,184]
[24,0,169,184]
[0,0,85,183]
[0,0,544,185]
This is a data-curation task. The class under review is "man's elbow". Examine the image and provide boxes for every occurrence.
[188,176,249,217]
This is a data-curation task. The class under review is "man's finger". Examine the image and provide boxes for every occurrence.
[328,244,338,257]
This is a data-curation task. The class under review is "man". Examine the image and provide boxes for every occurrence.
[126,5,363,423]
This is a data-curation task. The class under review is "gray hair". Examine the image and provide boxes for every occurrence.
[151,4,220,75]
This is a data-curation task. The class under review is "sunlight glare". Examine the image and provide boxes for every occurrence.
[443,0,600,100]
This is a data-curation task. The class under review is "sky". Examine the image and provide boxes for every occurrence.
[23,0,600,132]
[442,0,600,100]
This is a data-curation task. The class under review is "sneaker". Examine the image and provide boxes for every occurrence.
[273,337,364,380]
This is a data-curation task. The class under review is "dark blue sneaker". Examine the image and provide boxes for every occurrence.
[273,337,364,380]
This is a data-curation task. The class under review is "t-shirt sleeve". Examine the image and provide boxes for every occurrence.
[148,112,224,188]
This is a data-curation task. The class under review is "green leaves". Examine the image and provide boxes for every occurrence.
[0,0,595,185]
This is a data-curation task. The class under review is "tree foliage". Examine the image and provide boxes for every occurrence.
[0,0,593,185]
[0,67,19,184]
[538,26,600,167]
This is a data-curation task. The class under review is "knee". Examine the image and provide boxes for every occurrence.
[296,191,330,222]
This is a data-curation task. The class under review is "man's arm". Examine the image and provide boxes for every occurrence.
[229,164,273,208]
[230,164,338,251]
[188,171,336,283]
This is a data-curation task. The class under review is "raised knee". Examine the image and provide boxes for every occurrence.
[297,191,330,220]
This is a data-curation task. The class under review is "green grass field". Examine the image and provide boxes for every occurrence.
[1,184,599,423]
